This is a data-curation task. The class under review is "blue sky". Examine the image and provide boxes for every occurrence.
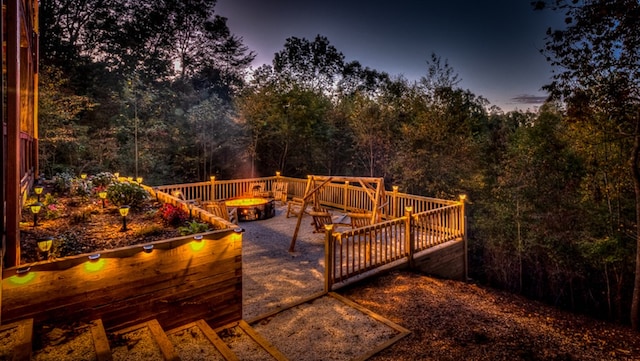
[215,0,565,111]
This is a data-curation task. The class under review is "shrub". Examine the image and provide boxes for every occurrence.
[92,172,115,188]
[160,203,189,227]
[53,172,74,195]
[72,178,93,198]
[179,220,210,235]
[107,181,149,208]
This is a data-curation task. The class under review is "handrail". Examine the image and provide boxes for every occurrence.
[326,202,465,290]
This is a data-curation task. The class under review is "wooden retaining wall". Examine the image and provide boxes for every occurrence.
[413,239,466,281]
[1,229,243,332]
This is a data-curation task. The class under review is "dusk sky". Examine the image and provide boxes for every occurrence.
[215,0,566,112]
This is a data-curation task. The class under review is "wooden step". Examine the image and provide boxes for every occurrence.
[29,319,112,361]
[215,320,289,361]
[0,318,33,361]
[167,319,239,361]
[110,319,179,361]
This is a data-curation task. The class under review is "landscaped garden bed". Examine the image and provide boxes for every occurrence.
[19,172,217,264]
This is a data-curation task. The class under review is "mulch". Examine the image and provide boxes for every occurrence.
[340,271,640,361]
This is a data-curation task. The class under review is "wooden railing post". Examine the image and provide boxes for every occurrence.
[210,176,216,201]
[405,207,414,270]
[324,224,335,293]
[392,185,399,218]
[343,181,349,212]
[460,195,468,281]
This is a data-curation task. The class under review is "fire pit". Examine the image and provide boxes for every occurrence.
[225,197,275,222]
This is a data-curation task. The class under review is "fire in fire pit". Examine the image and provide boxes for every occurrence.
[225,197,275,222]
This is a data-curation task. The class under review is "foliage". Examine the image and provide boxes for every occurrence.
[535,0,640,329]
[72,178,93,199]
[106,181,149,208]
[178,220,210,236]
[92,172,115,188]
[159,204,189,227]
[53,172,75,195]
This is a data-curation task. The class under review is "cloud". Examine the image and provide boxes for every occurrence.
[509,94,548,104]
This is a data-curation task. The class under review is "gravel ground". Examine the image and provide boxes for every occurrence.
[241,204,326,320]
[242,204,640,361]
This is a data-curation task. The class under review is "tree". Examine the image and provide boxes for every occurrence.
[273,35,345,93]
[535,0,640,328]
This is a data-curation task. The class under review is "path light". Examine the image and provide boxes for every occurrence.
[30,202,43,227]
[37,236,54,253]
[119,205,130,231]
[98,190,108,208]
[34,185,44,202]
[37,236,54,260]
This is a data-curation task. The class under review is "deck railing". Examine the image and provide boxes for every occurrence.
[155,175,466,289]
[156,176,457,218]
[325,203,466,290]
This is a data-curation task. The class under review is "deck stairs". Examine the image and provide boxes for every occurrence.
[0,317,288,361]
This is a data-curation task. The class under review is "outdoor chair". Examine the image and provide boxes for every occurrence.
[272,181,288,203]
[309,206,333,233]
[347,209,373,229]
[205,201,238,224]
[286,197,307,218]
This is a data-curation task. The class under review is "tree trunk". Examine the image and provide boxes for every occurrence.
[631,125,640,330]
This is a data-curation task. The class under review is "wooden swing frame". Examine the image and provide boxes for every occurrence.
[288,175,385,252]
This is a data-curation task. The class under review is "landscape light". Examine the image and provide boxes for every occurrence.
[119,205,130,231]
[34,185,44,201]
[98,191,108,208]
[37,236,54,253]
[30,202,44,227]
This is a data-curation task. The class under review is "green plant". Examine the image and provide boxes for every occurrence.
[178,220,210,235]
[72,178,93,198]
[106,182,149,208]
[92,172,115,188]
[53,172,74,195]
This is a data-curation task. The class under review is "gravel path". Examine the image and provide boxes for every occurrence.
[241,204,326,320]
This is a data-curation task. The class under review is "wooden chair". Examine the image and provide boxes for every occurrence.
[272,181,288,203]
[248,182,269,197]
[205,201,238,224]
[347,209,373,229]
[309,206,334,233]
[286,197,307,218]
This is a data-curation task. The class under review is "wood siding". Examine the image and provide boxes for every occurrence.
[1,229,242,332]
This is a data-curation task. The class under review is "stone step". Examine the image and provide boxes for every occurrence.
[109,319,179,361]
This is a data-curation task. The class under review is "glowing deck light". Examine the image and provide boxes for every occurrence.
[84,258,106,272]
[143,244,154,253]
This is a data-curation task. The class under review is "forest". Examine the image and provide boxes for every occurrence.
[38,0,640,328]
